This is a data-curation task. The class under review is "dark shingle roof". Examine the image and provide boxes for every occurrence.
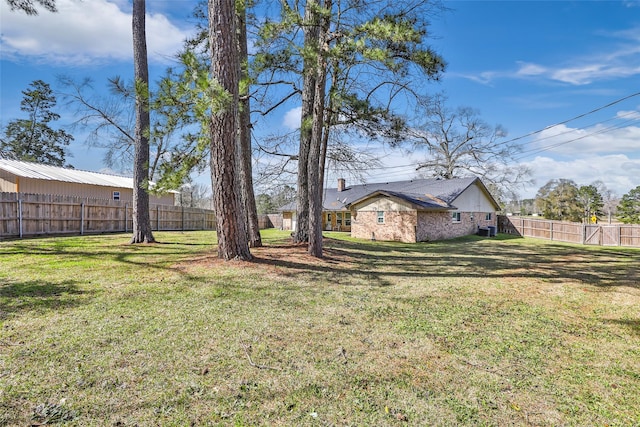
[280,177,499,211]
[355,190,451,210]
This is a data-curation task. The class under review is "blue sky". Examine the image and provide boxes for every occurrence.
[1,0,639,199]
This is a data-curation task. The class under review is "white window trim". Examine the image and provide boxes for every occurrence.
[452,211,461,223]
[113,191,120,201]
[377,211,385,224]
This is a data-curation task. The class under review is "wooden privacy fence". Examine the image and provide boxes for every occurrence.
[498,215,640,247]
[258,213,283,230]
[0,192,216,239]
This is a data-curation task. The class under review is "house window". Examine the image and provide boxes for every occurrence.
[485,213,492,221]
[452,212,461,222]
[337,212,343,225]
[377,211,385,224]
[345,212,351,226]
[113,191,120,201]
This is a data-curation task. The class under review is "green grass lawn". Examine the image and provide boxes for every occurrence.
[1,230,638,426]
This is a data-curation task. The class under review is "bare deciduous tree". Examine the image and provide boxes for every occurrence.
[409,93,530,198]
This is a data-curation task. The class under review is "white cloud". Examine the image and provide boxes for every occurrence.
[616,109,640,120]
[464,26,640,86]
[0,0,192,66]
[530,121,640,156]
[283,107,302,130]
[516,62,547,77]
[519,154,640,198]
[460,71,499,85]
[551,64,640,85]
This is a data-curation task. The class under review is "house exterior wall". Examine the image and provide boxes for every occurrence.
[474,211,497,229]
[416,211,495,241]
[416,211,457,241]
[282,211,294,230]
[452,184,497,212]
[324,210,352,231]
[351,197,416,242]
[281,210,352,232]
[351,210,418,242]
[1,176,174,205]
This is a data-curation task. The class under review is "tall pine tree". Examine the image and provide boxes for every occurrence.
[2,80,73,166]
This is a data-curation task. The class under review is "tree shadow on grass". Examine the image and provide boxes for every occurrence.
[248,236,640,290]
[0,280,93,318]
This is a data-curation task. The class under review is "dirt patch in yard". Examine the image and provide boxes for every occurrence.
[178,239,357,277]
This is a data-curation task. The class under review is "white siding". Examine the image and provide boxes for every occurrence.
[451,183,496,212]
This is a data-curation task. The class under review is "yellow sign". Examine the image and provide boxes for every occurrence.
[591,215,597,224]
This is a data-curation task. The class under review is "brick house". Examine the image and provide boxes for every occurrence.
[281,177,500,243]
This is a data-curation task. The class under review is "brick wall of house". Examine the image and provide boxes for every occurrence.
[416,211,458,241]
[352,209,498,243]
[416,211,497,241]
[351,210,418,242]
[475,212,497,229]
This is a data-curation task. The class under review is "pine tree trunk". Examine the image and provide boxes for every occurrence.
[307,0,331,258]
[238,3,262,248]
[318,73,337,196]
[129,0,154,244]
[293,0,320,244]
[208,0,252,261]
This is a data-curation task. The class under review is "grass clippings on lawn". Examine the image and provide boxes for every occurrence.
[0,230,638,426]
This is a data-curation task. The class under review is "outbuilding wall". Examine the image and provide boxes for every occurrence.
[1,176,175,205]
[0,170,17,192]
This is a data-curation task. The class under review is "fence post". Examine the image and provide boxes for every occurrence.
[618,225,622,246]
[156,205,160,231]
[124,203,128,232]
[550,221,554,241]
[182,206,185,231]
[80,202,85,235]
[18,199,23,239]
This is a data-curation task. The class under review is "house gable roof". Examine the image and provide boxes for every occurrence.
[336,177,500,210]
[280,176,500,212]
[349,190,454,211]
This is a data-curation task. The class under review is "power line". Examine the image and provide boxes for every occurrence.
[517,109,640,148]
[496,91,640,148]
[514,116,640,161]
[261,92,640,179]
